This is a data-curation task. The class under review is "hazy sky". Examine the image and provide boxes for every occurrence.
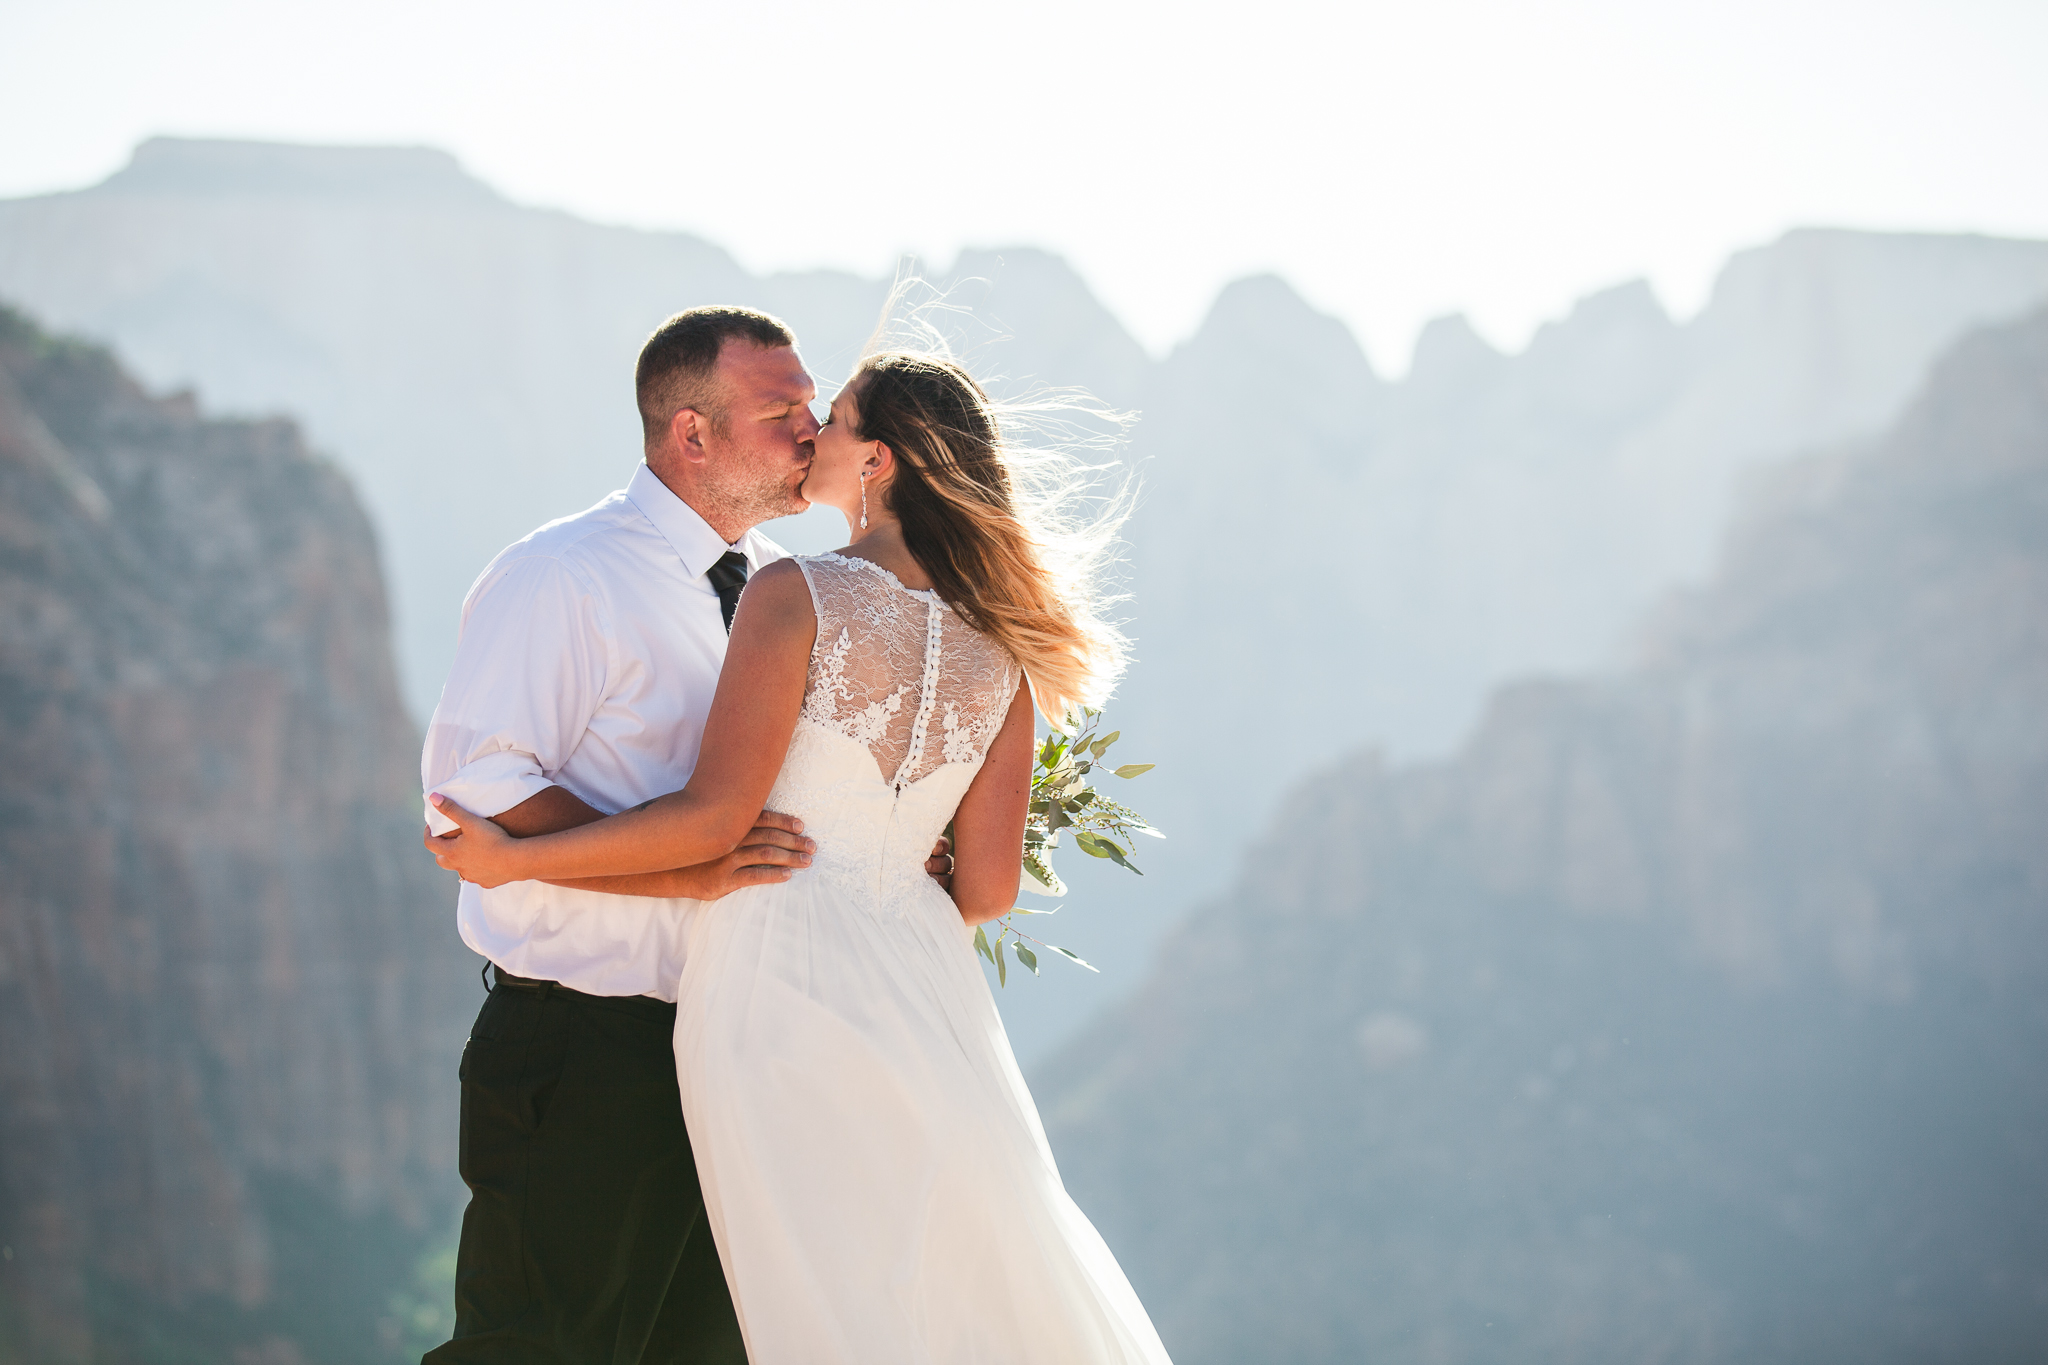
[5,0,2044,371]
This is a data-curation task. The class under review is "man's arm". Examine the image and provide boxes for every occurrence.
[487,784,606,837]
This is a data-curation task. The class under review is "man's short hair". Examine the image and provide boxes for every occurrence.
[635,306,795,444]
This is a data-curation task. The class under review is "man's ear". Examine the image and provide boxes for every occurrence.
[670,407,710,464]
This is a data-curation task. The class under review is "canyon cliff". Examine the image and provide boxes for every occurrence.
[0,305,476,1363]
[1044,308,2048,1362]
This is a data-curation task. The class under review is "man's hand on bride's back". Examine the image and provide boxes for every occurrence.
[683,811,815,900]
[560,809,814,901]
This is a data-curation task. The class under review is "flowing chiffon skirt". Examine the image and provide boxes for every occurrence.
[673,866,1173,1365]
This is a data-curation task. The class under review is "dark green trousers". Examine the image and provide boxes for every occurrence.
[423,975,744,1365]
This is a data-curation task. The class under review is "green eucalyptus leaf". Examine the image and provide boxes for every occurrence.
[995,938,1008,987]
[1020,707,1161,973]
[1073,831,1114,859]
[1088,835,1143,875]
[973,926,993,964]
[1050,944,1099,972]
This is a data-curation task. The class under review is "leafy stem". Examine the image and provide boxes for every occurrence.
[984,704,1158,986]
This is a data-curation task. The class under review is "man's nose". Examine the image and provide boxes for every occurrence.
[796,408,821,441]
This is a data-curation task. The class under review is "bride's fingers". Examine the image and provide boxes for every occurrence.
[428,792,486,829]
[423,827,463,864]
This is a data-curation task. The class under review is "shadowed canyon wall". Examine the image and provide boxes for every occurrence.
[1043,307,2048,1363]
[0,306,476,1363]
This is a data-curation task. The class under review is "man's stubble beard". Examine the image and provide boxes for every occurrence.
[700,437,810,537]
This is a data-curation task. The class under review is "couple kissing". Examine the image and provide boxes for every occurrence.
[420,305,1171,1364]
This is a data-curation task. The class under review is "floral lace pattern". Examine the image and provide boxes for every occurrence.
[762,554,1021,914]
[794,554,1018,788]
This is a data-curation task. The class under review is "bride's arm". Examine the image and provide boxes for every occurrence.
[427,562,816,885]
[441,784,815,898]
[946,678,1034,926]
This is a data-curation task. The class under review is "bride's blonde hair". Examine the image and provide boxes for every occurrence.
[847,348,1128,722]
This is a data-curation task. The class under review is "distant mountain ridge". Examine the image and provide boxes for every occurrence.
[1042,306,2048,1363]
[3,139,2046,1060]
[95,137,504,203]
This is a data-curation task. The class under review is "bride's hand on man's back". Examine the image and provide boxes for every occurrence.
[424,794,522,887]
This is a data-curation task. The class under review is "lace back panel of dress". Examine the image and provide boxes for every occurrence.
[794,554,1018,786]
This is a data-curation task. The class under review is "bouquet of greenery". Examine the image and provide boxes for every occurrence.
[974,706,1161,985]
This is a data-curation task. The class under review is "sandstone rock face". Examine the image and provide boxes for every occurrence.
[1044,308,2048,1363]
[0,305,475,1363]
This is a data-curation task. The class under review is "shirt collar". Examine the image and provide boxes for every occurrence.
[625,462,774,577]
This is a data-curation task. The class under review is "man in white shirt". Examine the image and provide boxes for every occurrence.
[421,307,838,1363]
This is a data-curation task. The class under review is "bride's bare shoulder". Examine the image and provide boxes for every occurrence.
[733,559,817,635]
[752,557,806,579]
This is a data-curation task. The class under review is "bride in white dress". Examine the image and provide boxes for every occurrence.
[428,351,1173,1364]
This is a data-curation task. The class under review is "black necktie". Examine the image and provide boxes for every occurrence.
[706,551,749,633]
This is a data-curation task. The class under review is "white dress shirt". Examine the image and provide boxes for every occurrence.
[422,462,786,999]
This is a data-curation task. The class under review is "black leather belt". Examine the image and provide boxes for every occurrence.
[485,965,672,1018]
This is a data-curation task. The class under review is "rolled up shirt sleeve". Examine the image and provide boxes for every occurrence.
[422,553,612,835]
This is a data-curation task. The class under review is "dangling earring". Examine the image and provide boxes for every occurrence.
[859,470,869,530]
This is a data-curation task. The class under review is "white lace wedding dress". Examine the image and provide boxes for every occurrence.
[672,552,1173,1365]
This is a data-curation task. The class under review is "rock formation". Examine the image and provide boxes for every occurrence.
[0,304,476,1363]
[1044,307,2048,1362]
